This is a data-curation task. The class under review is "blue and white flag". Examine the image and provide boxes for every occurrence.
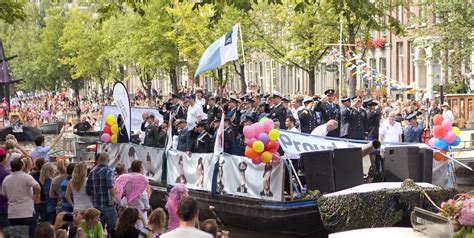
[194,24,240,78]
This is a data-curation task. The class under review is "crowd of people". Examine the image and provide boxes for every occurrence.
[0,139,223,238]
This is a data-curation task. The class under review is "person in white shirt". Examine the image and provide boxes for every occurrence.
[441,103,454,124]
[285,117,299,133]
[311,120,338,137]
[195,89,206,109]
[379,111,403,143]
[186,95,204,130]
[161,197,212,238]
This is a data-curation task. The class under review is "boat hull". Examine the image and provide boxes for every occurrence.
[149,186,325,236]
[0,126,42,142]
[40,122,64,134]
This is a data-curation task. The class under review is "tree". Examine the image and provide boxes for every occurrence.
[0,0,25,24]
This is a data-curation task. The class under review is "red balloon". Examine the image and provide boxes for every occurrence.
[433,125,446,138]
[245,146,259,159]
[266,141,280,152]
[433,114,444,126]
[103,125,112,135]
[434,150,447,161]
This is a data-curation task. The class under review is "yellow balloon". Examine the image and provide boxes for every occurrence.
[106,114,116,126]
[268,129,280,141]
[111,124,119,134]
[452,127,461,136]
[261,151,272,163]
[252,141,264,153]
[111,134,118,144]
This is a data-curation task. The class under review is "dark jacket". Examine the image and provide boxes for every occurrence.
[193,131,212,153]
[339,106,350,138]
[347,107,368,140]
[298,108,316,134]
[269,103,287,129]
[366,108,381,140]
[177,128,193,152]
[141,122,160,147]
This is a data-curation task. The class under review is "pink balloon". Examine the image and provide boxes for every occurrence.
[428,137,436,147]
[263,119,275,133]
[101,133,111,143]
[253,123,264,136]
[442,119,452,132]
[245,138,257,147]
[243,125,255,139]
[444,131,456,144]
[252,155,262,165]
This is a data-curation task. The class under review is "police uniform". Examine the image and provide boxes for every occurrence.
[321,89,340,137]
[171,94,186,120]
[298,97,317,134]
[176,120,192,152]
[269,92,287,129]
[404,112,424,143]
[193,121,212,153]
[347,101,368,140]
[141,115,160,147]
[223,118,235,154]
[365,100,381,140]
[339,97,351,138]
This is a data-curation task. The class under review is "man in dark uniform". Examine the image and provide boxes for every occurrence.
[404,112,424,143]
[256,102,269,120]
[203,96,221,135]
[347,98,368,140]
[339,97,351,138]
[176,119,193,153]
[223,117,235,154]
[226,97,241,130]
[312,95,324,127]
[298,97,317,134]
[171,93,186,120]
[269,92,287,129]
[141,114,160,147]
[193,120,212,153]
[365,99,381,141]
[321,89,340,137]
[240,97,256,123]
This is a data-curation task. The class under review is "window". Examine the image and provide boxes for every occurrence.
[272,60,277,90]
[397,42,404,82]
[408,6,416,28]
[397,6,404,24]
[280,65,287,95]
[288,66,293,94]
[434,13,443,25]
[379,58,387,76]
[265,61,271,92]
[369,58,377,70]
[419,9,426,27]
[296,69,301,94]
[321,63,327,91]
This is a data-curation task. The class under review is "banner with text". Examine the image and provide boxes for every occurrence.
[101,143,164,180]
[278,130,428,157]
[112,82,132,140]
[220,153,284,201]
[101,106,164,133]
[167,150,217,192]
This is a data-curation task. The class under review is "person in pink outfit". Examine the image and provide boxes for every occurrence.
[165,184,188,231]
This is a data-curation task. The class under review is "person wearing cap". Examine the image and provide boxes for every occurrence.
[404,112,424,143]
[347,97,368,140]
[269,92,287,129]
[226,97,241,129]
[141,114,160,147]
[203,97,221,134]
[186,95,205,130]
[192,120,212,153]
[379,111,403,143]
[366,100,381,141]
[171,93,186,120]
[321,89,340,137]
[256,102,269,121]
[223,118,235,154]
[339,97,351,138]
[176,119,193,154]
[298,97,317,134]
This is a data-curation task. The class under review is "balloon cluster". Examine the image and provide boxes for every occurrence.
[243,117,281,165]
[101,114,119,144]
[428,114,461,161]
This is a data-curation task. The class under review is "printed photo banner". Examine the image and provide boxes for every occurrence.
[167,150,217,192]
[101,106,164,133]
[100,143,164,180]
[278,130,428,157]
[220,154,284,202]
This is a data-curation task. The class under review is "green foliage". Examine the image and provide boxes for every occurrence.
[0,0,26,24]
[433,80,467,94]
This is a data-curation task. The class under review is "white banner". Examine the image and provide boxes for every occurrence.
[220,154,284,201]
[101,143,164,180]
[113,82,131,140]
[167,150,217,191]
[278,130,428,157]
[101,106,164,133]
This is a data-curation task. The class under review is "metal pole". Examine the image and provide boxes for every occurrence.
[238,23,248,93]
[338,17,343,101]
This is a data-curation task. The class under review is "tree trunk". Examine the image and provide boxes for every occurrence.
[308,68,315,95]
[169,68,178,93]
[217,68,224,89]
[347,24,357,97]
[239,64,247,94]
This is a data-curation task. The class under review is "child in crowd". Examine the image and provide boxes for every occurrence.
[80,208,104,238]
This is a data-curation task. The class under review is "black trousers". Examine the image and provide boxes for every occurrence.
[9,216,37,238]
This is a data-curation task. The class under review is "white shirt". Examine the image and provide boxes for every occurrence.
[196,98,206,108]
[288,126,299,133]
[442,110,454,124]
[379,121,403,143]
[1,171,39,219]
[187,103,204,129]
[161,227,212,238]
[72,181,93,212]
[311,124,328,136]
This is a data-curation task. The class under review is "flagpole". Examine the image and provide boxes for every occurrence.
[238,23,248,93]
